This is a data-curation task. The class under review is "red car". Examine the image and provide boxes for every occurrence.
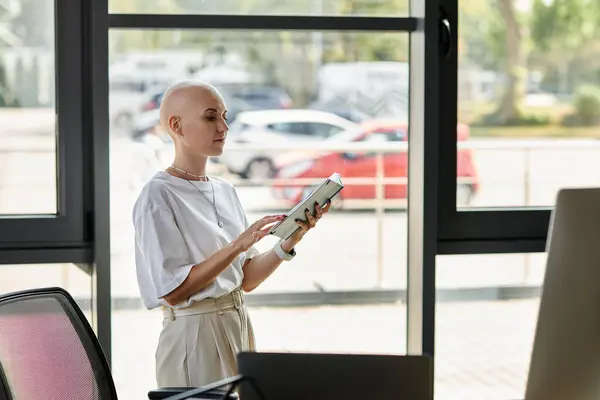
[271,120,479,209]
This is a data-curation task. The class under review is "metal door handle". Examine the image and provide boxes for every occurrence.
[440,15,452,58]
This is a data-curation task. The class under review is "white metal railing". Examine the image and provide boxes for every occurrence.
[212,139,600,195]
[5,138,600,288]
[168,139,600,286]
[216,144,416,287]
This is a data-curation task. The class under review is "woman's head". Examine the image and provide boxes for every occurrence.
[160,80,229,158]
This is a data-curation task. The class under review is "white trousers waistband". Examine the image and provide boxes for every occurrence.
[161,288,245,320]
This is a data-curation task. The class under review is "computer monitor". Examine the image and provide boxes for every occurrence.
[237,352,432,400]
[525,188,600,400]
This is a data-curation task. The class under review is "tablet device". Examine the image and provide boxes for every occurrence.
[269,172,344,240]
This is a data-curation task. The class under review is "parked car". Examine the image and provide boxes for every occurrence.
[219,84,293,110]
[138,87,165,113]
[308,101,372,123]
[270,120,479,209]
[219,109,358,180]
[109,82,166,128]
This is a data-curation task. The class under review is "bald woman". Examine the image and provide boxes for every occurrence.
[132,80,331,387]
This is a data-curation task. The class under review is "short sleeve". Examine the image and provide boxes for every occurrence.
[134,207,196,299]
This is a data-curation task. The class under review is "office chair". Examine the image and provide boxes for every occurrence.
[0,287,237,400]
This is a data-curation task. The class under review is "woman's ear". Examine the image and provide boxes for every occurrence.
[169,116,183,137]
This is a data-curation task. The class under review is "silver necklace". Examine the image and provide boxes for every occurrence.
[186,178,224,228]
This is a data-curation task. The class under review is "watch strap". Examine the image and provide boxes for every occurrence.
[274,241,296,261]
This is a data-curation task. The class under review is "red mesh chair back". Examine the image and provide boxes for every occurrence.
[0,287,117,400]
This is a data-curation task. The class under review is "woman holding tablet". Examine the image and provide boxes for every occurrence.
[132,80,331,388]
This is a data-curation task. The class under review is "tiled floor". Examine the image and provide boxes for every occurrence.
[111,298,540,400]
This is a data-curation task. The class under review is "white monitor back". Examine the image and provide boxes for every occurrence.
[525,188,600,400]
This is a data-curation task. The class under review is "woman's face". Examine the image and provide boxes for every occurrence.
[170,87,229,158]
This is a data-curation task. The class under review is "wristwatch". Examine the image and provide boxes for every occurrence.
[273,240,296,261]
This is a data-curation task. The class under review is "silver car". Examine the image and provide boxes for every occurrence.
[219,109,358,180]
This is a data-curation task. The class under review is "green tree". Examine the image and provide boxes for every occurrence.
[531,0,597,52]
[530,0,600,94]
[490,0,527,124]
[458,0,504,70]
[460,0,528,126]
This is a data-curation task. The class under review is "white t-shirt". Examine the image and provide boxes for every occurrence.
[132,171,259,309]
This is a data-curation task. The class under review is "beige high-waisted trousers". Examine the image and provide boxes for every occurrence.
[155,288,256,387]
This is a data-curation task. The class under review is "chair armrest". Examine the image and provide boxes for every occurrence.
[148,387,238,399]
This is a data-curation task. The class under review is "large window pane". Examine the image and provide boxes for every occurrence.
[0,263,92,322]
[109,0,408,16]
[0,1,56,215]
[435,253,545,400]
[109,28,409,398]
[457,0,600,208]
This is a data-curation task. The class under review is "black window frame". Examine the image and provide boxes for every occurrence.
[0,0,108,360]
[106,9,427,359]
[435,0,551,256]
[0,0,89,260]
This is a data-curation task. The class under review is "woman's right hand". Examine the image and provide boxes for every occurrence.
[232,214,286,252]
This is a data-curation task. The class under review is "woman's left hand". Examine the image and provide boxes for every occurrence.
[293,200,332,239]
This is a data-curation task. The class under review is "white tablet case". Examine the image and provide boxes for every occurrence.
[269,172,344,240]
